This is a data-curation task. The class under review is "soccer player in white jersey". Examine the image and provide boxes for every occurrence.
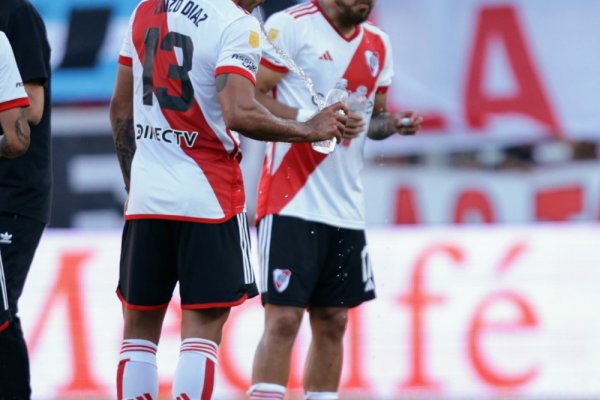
[109,0,348,399]
[0,31,30,159]
[248,1,423,399]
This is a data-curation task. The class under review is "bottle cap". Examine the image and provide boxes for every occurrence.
[337,78,348,88]
[356,85,367,94]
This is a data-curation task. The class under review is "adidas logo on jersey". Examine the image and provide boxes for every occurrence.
[364,278,375,292]
[0,232,12,244]
[319,51,334,61]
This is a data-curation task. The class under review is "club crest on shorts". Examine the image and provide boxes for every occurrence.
[273,268,292,293]
[364,50,380,77]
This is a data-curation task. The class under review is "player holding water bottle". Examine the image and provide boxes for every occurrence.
[248,1,423,399]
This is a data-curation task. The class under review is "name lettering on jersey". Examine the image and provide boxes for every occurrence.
[155,0,208,27]
[136,124,198,147]
[232,54,257,73]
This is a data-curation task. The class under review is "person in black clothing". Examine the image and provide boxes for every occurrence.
[0,0,51,398]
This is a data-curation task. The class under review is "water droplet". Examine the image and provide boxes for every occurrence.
[310,230,315,234]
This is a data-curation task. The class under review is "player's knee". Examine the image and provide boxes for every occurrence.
[123,309,166,342]
[311,309,348,342]
[265,307,303,340]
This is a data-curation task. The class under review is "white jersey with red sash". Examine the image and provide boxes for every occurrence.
[118,0,262,223]
[0,32,29,112]
[256,0,394,230]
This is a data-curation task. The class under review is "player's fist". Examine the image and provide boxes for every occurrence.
[394,111,423,136]
[305,101,348,142]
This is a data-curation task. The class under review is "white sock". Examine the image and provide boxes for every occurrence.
[247,382,287,400]
[172,338,219,400]
[117,339,158,400]
[305,392,339,400]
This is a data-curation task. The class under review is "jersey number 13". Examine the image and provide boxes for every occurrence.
[142,28,194,112]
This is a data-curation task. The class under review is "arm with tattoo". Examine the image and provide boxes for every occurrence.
[367,111,397,140]
[367,93,422,141]
[110,64,135,192]
[110,115,136,192]
[0,107,30,158]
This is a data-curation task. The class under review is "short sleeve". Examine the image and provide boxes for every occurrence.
[260,11,299,74]
[215,15,262,85]
[0,33,29,111]
[118,11,135,67]
[376,32,394,94]
[5,3,50,85]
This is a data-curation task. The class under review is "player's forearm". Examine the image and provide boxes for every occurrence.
[0,108,30,158]
[367,112,396,140]
[225,99,314,143]
[255,90,298,120]
[24,83,44,125]
[110,109,136,192]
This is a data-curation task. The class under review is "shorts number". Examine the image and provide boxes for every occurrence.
[142,28,194,112]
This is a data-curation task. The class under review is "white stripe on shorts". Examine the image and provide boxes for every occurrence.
[236,214,253,284]
[241,214,255,284]
[0,250,8,311]
[258,215,273,293]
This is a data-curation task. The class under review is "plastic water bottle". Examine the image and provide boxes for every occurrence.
[312,79,349,154]
[347,85,369,122]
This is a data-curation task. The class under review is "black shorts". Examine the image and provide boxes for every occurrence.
[0,212,45,332]
[117,213,258,310]
[0,251,8,332]
[257,215,376,308]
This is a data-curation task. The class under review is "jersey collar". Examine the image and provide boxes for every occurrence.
[313,0,362,42]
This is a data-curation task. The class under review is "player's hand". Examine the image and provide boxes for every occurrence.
[393,111,423,136]
[342,111,365,140]
[305,102,348,142]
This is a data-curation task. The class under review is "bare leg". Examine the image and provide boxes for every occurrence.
[181,307,231,344]
[303,307,348,392]
[252,304,304,385]
[123,306,168,344]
